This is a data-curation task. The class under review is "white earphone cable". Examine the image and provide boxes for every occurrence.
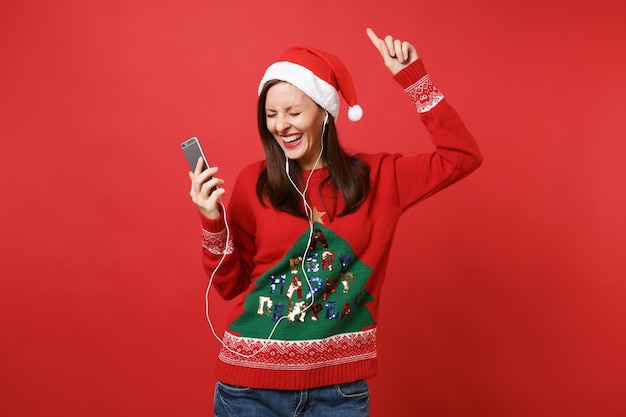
[204,112,328,358]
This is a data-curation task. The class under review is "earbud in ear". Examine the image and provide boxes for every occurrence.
[323,112,329,127]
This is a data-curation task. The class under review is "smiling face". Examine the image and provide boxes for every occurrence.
[264,81,327,170]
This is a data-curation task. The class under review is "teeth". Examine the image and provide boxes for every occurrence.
[283,134,302,143]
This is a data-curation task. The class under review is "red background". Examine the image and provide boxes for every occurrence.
[2,1,625,416]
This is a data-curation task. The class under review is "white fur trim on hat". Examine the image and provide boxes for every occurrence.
[258,61,340,119]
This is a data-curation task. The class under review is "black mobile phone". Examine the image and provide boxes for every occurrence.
[181,136,218,192]
[181,136,210,171]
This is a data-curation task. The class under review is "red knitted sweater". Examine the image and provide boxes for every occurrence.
[198,59,482,390]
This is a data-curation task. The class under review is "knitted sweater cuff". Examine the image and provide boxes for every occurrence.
[393,59,428,89]
[394,59,445,113]
[200,212,226,233]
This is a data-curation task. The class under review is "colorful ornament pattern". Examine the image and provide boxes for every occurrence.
[221,222,377,370]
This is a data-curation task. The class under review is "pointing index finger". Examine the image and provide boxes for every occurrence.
[365,27,383,54]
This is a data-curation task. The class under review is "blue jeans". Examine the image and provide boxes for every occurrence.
[214,379,370,417]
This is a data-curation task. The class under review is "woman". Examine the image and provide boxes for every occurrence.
[189,28,482,417]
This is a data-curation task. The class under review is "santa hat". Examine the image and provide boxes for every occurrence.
[258,45,363,122]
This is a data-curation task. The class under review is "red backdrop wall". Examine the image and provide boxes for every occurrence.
[2,1,625,416]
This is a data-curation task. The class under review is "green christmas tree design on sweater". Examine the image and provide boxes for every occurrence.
[230,222,376,341]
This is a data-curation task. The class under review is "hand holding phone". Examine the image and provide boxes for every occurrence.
[182,136,223,219]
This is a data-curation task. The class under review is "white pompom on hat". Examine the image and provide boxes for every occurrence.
[258,45,363,122]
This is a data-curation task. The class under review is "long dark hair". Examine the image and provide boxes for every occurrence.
[255,80,370,219]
